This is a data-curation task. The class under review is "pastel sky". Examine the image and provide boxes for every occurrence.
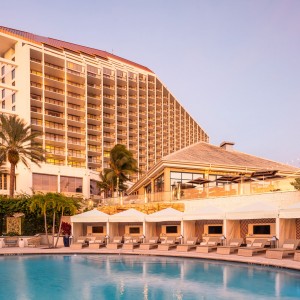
[1,0,300,167]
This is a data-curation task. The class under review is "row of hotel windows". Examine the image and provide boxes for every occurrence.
[0,174,99,195]
[1,90,16,110]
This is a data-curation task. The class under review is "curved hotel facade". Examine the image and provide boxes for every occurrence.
[0,26,208,198]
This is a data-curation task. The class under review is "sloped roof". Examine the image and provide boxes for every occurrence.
[109,208,146,222]
[0,26,153,73]
[226,201,278,220]
[183,205,225,220]
[163,142,297,172]
[279,202,300,219]
[71,209,109,223]
[146,207,183,222]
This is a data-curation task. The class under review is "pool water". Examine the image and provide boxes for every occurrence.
[0,255,299,300]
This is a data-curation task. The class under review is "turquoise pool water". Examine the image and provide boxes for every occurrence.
[0,255,299,300]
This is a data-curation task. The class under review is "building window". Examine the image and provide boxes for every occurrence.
[32,174,58,192]
[1,77,4,84]
[11,69,15,80]
[12,106,15,111]
[60,176,83,193]
[0,174,8,190]
[2,101,5,109]
[170,172,204,190]
[1,66,4,76]
[12,93,15,104]
[154,174,164,192]
[1,89,5,99]
[145,183,151,193]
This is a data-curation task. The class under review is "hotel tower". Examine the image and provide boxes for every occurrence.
[0,26,208,198]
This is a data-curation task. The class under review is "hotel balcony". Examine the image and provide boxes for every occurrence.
[45,120,65,134]
[103,113,115,123]
[44,97,64,111]
[103,103,115,113]
[87,103,101,113]
[88,145,101,153]
[67,138,85,149]
[46,148,65,157]
[45,134,65,146]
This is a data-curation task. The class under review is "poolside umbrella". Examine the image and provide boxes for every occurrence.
[187,178,211,185]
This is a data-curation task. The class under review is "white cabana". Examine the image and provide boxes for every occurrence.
[279,202,300,219]
[108,208,146,238]
[183,205,225,220]
[226,201,279,220]
[146,208,183,222]
[71,208,109,223]
[109,208,146,223]
[70,209,109,239]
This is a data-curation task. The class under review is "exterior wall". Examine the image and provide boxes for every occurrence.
[0,31,208,198]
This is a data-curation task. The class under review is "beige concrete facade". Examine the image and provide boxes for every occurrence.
[0,27,208,198]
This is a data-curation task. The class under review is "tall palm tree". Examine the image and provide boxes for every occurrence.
[106,144,138,197]
[0,114,45,197]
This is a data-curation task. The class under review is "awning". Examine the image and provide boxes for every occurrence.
[226,202,278,220]
[279,202,300,219]
[71,208,109,223]
[109,208,146,223]
[183,205,225,220]
[146,208,183,222]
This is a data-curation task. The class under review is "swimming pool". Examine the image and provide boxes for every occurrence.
[0,255,299,299]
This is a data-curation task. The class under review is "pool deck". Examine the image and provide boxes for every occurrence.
[1,246,300,271]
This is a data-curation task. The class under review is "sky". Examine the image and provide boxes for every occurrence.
[1,0,300,167]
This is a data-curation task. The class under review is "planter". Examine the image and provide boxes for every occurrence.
[63,236,70,247]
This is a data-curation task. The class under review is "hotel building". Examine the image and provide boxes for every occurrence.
[0,26,208,198]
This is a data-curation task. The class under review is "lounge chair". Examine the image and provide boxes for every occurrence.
[27,236,41,248]
[266,239,300,260]
[176,237,198,252]
[294,251,300,262]
[158,236,177,251]
[216,238,244,255]
[89,235,106,249]
[139,237,159,250]
[106,236,123,250]
[196,237,220,253]
[70,236,89,249]
[3,237,19,247]
[122,236,141,250]
[237,239,268,257]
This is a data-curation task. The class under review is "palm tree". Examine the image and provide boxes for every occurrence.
[106,144,138,197]
[98,169,114,198]
[0,115,45,197]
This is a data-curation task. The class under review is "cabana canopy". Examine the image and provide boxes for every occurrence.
[279,202,300,219]
[71,209,109,223]
[146,208,183,222]
[226,201,278,220]
[109,208,146,222]
[183,205,225,220]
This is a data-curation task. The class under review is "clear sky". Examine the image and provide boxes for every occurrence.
[2,0,300,167]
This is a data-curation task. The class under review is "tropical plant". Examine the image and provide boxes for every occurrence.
[106,144,138,197]
[29,193,78,248]
[0,115,45,197]
[98,169,114,198]
[291,178,300,190]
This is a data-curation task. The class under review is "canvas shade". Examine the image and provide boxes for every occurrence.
[146,208,183,222]
[109,208,146,223]
[226,202,278,220]
[183,205,225,220]
[71,208,109,223]
[279,202,300,219]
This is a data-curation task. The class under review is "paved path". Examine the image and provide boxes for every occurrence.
[1,246,300,271]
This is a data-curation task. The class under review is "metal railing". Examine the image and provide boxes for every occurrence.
[99,177,298,206]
